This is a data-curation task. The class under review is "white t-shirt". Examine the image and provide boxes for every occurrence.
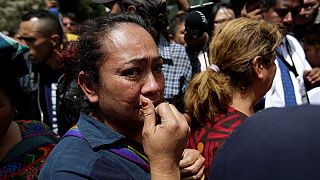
[265,34,312,108]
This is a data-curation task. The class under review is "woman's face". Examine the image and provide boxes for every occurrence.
[0,89,14,138]
[92,23,164,134]
[213,7,236,29]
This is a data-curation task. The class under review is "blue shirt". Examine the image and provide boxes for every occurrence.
[39,111,150,179]
[159,35,193,99]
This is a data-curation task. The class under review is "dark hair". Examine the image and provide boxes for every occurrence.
[168,12,187,36]
[0,63,30,119]
[21,10,63,45]
[262,0,277,10]
[125,0,168,40]
[208,2,235,35]
[76,13,147,84]
[62,12,79,23]
[304,23,320,46]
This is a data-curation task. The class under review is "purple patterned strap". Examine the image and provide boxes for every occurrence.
[109,146,150,172]
[62,126,150,172]
[62,126,84,139]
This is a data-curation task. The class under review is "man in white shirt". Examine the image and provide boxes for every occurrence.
[262,0,320,107]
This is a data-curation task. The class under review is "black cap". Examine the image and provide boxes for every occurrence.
[185,10,208,34]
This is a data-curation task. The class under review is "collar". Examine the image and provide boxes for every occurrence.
[77,111,125,149]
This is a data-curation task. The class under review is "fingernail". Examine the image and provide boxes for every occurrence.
[142,101,148,107]
[140,95,149,107]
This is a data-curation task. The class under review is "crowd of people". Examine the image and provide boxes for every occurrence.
[1,0,320,179]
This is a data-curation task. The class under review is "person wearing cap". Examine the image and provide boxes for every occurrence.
[93,0,196,113]
[184,18,282,176]
[0,33,59,179]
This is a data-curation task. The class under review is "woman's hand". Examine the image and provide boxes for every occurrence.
[180,149,205,180]
[141,95,190,179]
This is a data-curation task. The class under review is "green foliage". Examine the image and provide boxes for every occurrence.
[0,0,105,33]
[59,0,105,23]
[0,0,46,32]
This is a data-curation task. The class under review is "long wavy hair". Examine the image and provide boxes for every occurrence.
[184,18,282,126]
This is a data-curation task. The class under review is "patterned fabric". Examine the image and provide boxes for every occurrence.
[265,35,312,107]
[276,48,297,106]
[0,32,30,78]
[187,106,248,176]
[0,120,58,179]
[158,35,193,99]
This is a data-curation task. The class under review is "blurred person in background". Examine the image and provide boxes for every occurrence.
[303,23,320,104]
[292,0,319,42]
[240,0,264,20]
[208,2,236,37]
[184,10,209,72]
[61,13,79,42]
[261,0,320,107]
[46,0,60,18]
[168,12,187,46]
[17,10,64,134]
[0,33,58,179]
[303,23,320,68]
[62,13,79,34]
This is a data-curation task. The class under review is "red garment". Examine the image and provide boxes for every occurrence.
[187,106,248,176]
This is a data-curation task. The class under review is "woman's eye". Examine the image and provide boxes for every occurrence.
[153,64,163,73]
[122,68,142,79]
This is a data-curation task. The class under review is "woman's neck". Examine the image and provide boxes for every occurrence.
[0,121,22,161]
[230,91,256,117]
[90,111,144,144]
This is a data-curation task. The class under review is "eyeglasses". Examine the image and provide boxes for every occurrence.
[274,7,301,18]
[302,2,319,11]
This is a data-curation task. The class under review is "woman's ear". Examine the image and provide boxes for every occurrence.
[252,56,264,79]
[78,71,99,103]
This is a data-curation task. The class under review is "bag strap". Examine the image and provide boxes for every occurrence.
[62,126,150,172]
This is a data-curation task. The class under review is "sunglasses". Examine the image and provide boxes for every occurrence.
[274,7,301,18]
[302,2,319,11]
[63,22,77,26]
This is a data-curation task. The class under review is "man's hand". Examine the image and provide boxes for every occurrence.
[241,5,263,20]
[180,149,205,180]
[304,68,320,90]
[141,95,190,179]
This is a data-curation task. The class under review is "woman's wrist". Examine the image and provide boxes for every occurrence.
[150,162,180,180]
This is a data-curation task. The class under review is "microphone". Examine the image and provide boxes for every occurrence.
[185,10,208,38]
